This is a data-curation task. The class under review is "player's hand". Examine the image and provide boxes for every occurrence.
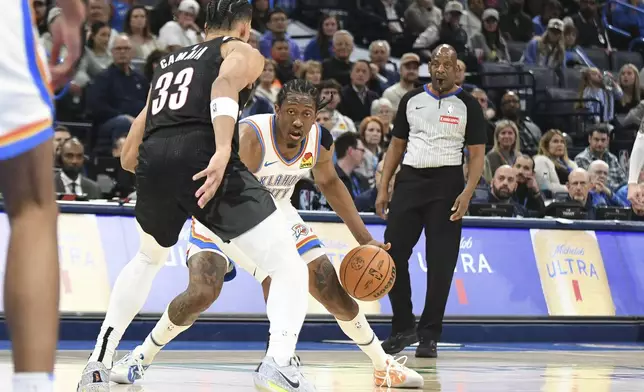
[628,184,644,209]
[366,239,391,251]
[450,190,473,221]
[49,4,85,90]
[193,150,230,208]
[375,187,390,220]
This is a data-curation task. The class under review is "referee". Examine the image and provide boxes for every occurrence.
[376,44,487,358]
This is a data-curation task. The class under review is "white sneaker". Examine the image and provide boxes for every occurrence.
[77,361,110,392]
[373,355,424,388]
[110,346,149,384]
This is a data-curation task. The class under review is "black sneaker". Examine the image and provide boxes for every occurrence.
[415,337,438,358]
[381,328,418,355]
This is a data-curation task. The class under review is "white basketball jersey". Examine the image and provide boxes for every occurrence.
[241,114,321,202]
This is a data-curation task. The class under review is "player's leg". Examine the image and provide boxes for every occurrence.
[0,140,59,392]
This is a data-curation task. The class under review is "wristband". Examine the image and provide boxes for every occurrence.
[210,97,239,121]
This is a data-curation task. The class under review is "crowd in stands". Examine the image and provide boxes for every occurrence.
[40,0,644,221]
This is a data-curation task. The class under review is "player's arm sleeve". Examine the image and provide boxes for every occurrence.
[391,91,412,140]
[319,125,334,151]
[464,94,488,146]
[628,128,644,184]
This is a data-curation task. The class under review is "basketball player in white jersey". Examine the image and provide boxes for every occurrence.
[0,1,84,391]
[110,79,424,389]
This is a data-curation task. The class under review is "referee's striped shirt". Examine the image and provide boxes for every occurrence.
[392,85,487,168]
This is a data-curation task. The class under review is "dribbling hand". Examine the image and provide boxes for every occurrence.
[366,240,391,251]
[375,188,390,220]
[193,150,230,208]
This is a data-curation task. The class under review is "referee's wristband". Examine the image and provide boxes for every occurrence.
[210,97,239,121]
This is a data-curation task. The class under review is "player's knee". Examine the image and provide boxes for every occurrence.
[186,252,226,310]
[137,228,172,267]
[308,256,357,319]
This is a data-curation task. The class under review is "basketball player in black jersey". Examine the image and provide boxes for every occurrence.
[77,1,315,391]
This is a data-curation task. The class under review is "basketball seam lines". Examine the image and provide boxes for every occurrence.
[353,247,382,300]
[369,248,392,299]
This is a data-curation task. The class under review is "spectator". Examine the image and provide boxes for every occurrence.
[149,0,181,36]
[500,0,533,42]
[404,0,442,37]
[534,129,578,194]
[361,0,405,40]
[577,67,622,124]
[297,60,323,85]
[304,14,338,62]
[512,154,546,216]
[455,59,476,91]
[85,22,114,80]
[355,153,400,212]
[532,0,562,36]
[271,38,296,84]
[87,35,149,154]
[566,168,596,218]
[259,8,301,60]
[87,0,118,48]
[334,132,371,199]
[55,138,102,199]
[158,0,202,51]
[322,30,355,87]
[318,79,357,138]
[291,177,332,211]
[143,49,168,82]
[461,0,485,39]
[470,9,511,63]
[338,61,380,124]
[413,1,470,60]
[470,88,496,141]
[382,53,421,113]
[111,0,131,32]
[563,21,595,68]
[356,116,384,185]
[616,64,641,115]
[255,59,280,104]
[33,0,48,35]
[53,125,72,163]
[497,91,542,155]
[316,108,334,130]
[251,0,270,33]
[368,40,398,93]
[371,98,394,145]
[588,160,629,206]
[571,0,610,49]
[124,5,161,61]
[521,18,566,79]
[574,125,627,190]
[472,165,527,217]
[484,120,520,182]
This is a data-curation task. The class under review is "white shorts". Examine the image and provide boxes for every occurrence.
[0,1,54,160]
[188,204,325,283]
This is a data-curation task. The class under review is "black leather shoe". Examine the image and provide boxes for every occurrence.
[381,328,418,355]
[415,337,438,358]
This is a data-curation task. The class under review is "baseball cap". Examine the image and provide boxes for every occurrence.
[444,1,464,14]
[400,53,420,66]
[547,18,564,32]
[178,0,200,15]
[482,8,500,21]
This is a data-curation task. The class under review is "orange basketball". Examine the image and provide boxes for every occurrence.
[339,245,396,301]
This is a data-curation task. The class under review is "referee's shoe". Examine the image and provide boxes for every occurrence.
[382,329,438,358]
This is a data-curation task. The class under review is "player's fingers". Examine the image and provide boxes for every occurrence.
[193,168,210,181]
[451,198,460,212]
[382,242,391,251]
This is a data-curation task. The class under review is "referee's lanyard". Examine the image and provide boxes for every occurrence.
[350,176,361,198]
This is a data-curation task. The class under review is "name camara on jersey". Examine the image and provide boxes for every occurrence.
[158,46,209,70]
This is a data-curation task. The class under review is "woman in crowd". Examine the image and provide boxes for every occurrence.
[484,120,520,182]
[577,67,623,124]
[534,129,578,194]
[84,21,114,79]
[356,116,384,186]
[255,58,280,104]
[616,63,642,115]
[304,14,338,61]
[470,9,511,63]
[124,5,160,61]
[297,60,323,85]
[370,98,394,147]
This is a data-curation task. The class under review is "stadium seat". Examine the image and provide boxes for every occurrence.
[610,50,644,72]
[584,47,610,70]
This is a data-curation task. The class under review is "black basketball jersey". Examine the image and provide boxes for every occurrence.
[143,36,253,156]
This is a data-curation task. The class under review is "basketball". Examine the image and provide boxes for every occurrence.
[339,245,396,301]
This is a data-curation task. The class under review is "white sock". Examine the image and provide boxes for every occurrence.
[137,306,191,365]
[88,229,169,368]
[336,313,388,370]
[12,373,54,392]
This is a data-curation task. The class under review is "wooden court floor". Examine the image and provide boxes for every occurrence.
[1,346,643,391]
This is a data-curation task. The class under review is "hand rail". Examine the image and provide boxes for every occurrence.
[603,0,644,48]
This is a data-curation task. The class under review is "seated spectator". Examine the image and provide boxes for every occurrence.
[149,0,181,35]
[84,22,114,80]
[297,60,323,85]
[87,0,118,48]
[497,91,542,155]
[368,40,398,93]
[563,21,595,68]
[382,53,421,113]
[371,98,394,145]
[87,35,149,154]
[355,153,400,212]
[500,0,533,42]
[484,120,520,182]
[53,125,72,166]
[255,59,280,104]
[404,0,442,37]
[456,60,477,91]
[259,8,301,60]
[611,0,644,39]
[521,18,566,80]
[470,88,496,141]
[469,9,511,63]
[271,38,296,84]
[513,154,546,216]
[461,0,484,40]
[33,0,48,35]
[414,1,471,62]
[571,0,609,49]
[360,0,404,41]
[318,79,357,138]
[566,168,596,218]
[124,5,161,61]
[472,165,527,217]
[534,129,578,194]
[143,49,168,82]
[616,64,642,115]
[532,0,562,36]
[322,30,355,87]
[587,160,629,206]
[304,14,338,62]
[55,138,102,199]
[158,0,202,51]
[574,125,627,191]
[251,0,270,33]
[338,61,380,124]
[577,67,622,124]
[291,177,332,211]
[334,132,371,200]
[316,108,334,131]
[356,116,384,185]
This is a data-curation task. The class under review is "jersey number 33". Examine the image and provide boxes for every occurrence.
[151,67,195,115]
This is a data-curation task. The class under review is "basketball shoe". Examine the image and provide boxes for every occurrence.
[374,355,424,388]
[76,362,110,391]
[109,346,149,384]
[253,356,316,391]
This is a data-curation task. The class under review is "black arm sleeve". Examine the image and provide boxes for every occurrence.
[319,125,334,151]
[461,91,488,146]
[391,90,415,140]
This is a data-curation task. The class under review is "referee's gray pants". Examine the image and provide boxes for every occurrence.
[384,164,464,341]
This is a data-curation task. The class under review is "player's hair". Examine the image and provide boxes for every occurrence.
[205,0,253,31]
[276,79,328,111]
